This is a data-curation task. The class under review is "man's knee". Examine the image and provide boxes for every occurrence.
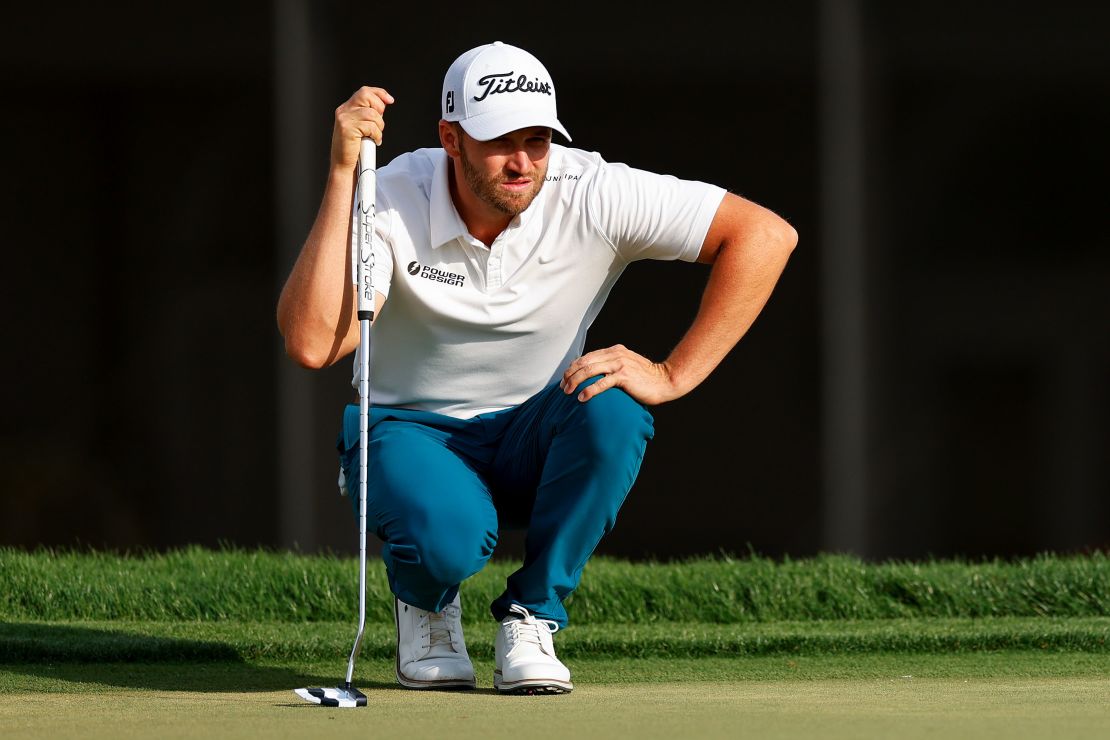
[569,376,655,454]
[385,507,497,588]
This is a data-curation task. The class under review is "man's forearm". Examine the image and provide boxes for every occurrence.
[276,168,358,368]
[663,225,796,396]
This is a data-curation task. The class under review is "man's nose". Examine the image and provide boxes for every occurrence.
[506,149,532,174]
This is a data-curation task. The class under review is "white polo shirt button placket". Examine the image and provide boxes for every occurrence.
[486,240,503,290]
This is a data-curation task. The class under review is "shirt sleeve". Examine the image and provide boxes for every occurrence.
[587,161,727,264]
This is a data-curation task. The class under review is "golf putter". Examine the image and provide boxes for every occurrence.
[295,138,377,708]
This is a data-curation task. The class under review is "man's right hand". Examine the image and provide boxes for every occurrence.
[332,86,395,170]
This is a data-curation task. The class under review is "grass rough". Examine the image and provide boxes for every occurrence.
[1,546,1107,624]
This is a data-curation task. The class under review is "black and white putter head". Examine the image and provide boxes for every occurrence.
[294,683,367,708]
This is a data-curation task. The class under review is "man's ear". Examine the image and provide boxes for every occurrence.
[439,120,461,157]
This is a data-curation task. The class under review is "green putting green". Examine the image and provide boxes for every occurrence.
[2,659,1108,740]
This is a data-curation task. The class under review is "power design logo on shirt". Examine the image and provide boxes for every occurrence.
[407,261,466,287]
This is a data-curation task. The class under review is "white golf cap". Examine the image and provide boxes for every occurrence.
[441,41,571,142]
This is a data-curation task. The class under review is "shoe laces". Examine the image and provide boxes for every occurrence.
[421,602,462,652]
[504,603,559,649]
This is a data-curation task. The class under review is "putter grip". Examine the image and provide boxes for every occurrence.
[356,139,377,321]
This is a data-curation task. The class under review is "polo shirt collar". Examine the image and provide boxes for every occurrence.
[429,150,467,249]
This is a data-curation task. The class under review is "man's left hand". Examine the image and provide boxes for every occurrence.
[560,344,681,406]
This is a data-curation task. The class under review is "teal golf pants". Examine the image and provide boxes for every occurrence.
[336,376,654,629]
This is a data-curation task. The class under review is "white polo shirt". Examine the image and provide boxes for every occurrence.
[351,143,726,419]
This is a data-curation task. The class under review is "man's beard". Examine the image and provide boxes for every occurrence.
[459,141,546,217]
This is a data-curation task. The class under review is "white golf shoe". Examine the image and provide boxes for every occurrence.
[394,593,475,690]
[494,603,573,694]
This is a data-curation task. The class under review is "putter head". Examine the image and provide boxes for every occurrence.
[293,684,367,708]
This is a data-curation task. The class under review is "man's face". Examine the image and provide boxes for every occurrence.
[456,126,552,217]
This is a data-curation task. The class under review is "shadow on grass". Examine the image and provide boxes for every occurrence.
[0,622,394,693]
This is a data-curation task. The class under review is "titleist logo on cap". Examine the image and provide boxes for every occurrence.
[473,72,553,102]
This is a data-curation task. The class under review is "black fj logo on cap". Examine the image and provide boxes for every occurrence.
[445,91,455,114]
[408,260,466,288]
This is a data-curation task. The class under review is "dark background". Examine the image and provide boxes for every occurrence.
[2,1,1107,561]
